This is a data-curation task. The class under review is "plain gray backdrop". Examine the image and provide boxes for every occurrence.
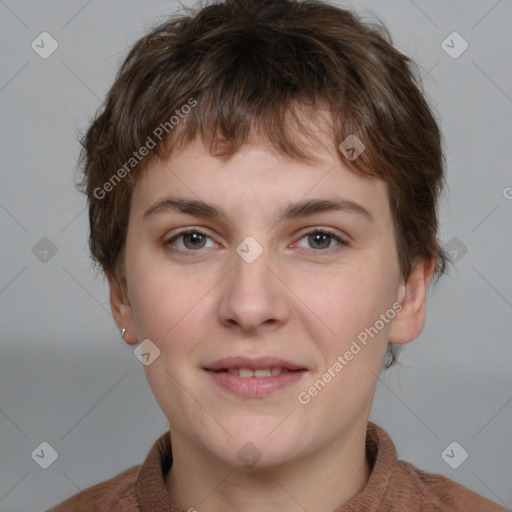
[1,0,511,510]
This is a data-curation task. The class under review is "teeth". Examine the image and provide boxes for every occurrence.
[254,369,271,377]
[239,368,254,378]
[225,367,283,377]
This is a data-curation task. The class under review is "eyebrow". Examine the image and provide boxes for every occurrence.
[143,196,373,223]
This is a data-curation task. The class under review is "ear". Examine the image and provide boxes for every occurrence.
[388,257,435,345]
[108,275,138,345]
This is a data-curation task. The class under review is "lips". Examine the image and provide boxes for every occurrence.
[203,356,307,397]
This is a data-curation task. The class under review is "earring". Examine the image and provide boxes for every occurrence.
[121,328,127,339]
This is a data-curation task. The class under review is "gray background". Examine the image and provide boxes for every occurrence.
[1,0,511,510]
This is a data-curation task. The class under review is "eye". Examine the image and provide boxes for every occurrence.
[165,227,348,256]
[295,229,348,255]
[165,229,216,253]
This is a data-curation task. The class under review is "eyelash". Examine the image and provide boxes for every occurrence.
[164,228,348,257]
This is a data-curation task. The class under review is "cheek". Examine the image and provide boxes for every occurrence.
[309,257,398,363]
[131,268,208,345]
[318,261,389,324]
[125,233,207,334]
[296,265,395,421]
[129,267,211,418]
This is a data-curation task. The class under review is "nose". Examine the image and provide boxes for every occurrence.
[217,240,291,335]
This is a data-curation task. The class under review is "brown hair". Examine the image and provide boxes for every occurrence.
[78,0,449,367]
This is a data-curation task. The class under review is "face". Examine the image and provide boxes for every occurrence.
[113,135,413,470]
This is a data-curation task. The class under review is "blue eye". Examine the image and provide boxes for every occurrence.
[165,228,348,256]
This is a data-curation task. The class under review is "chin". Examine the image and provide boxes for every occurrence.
[201,422,308,470]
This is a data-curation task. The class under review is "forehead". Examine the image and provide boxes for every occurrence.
[131,137,390,228]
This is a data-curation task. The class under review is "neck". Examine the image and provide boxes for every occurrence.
[166,422,371,512]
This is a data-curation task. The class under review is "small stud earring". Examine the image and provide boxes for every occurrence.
[121,328,127,339]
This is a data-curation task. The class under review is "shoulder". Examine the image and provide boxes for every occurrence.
[364,422,508,511]
[396,460,509,511]
[45,465,141,512]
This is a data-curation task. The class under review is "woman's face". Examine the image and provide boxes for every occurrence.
[114,135,411,469]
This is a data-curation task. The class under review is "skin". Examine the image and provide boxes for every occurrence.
[109,132,434,512]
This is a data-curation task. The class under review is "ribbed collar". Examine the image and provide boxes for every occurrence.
[136,421,395,511]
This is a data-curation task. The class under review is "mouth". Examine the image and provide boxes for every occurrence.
[220,367,296,377]
[203,356,307,397]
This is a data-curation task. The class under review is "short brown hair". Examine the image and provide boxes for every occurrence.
[79,0,449,367]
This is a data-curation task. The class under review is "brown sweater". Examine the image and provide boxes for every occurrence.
[46,422,509,511]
